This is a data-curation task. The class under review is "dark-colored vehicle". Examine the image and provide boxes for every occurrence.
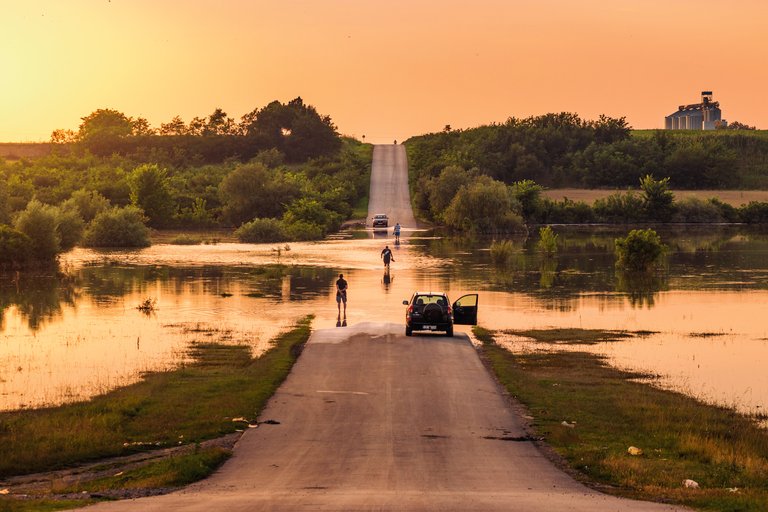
[372,214,389,228]
[402,292,478,337]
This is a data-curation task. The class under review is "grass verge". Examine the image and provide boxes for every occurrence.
[474,326,768,511]
[0,315,313,507]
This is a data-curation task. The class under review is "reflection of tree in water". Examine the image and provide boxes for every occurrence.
[539,257,558,289]
[615,270,668,308]
[79,263,337,302]
[0,269,80,331]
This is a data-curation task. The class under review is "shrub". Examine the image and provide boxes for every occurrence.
[55,204,85,251]
[489,239,515,266]
[537,226,558,255]
[235,218,286,243]
[14,199,60,261]
[283,198,341,234]
[672,197,725,223]
[174,198,217,229]
[128,164,175,228]
[615,228,666,271]
[443,177,525,234]
[282,219,324,241]
[169,234,202,245]
[82,206,151,247]
[640,175,674,222]
[594,191,645,223]
[0,225,33,269]
[739,201,768,224]
[61,189,111,222]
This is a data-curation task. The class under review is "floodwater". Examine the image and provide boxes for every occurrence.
[1,226,767,418]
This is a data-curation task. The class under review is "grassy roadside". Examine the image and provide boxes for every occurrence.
[474,326,768,511]
[0,315,313,508]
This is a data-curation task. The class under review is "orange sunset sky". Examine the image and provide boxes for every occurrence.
[2,0,767,143]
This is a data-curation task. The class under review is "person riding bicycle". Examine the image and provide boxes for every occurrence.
[381,245,394,268]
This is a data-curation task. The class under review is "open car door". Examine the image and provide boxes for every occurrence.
[452,294,478,325]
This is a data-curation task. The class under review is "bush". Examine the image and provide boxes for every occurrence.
[168,234,202,245]
[594,192,645,223]
[235,218,286,243]
[128,164,175,228]
[672,197,725,223]
[615,228,666,271]
[489,239,515,266]
[739,201,768,224]
[55,204,85,251]
[0,225,33,269]
[14,199,60,261]
[282,219,324,241]
[82,206,151,247]
[61,189,111,222]
[443,177,525,234]
[283,198,341,234]
[537,226,558,255]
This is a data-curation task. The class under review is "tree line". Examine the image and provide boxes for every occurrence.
[407,114,768,191]
[50,97,341,164]
[1,99,371,269]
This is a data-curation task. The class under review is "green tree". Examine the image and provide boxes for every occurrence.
[639,175,674,222]
[615,228,666,271]
[61,189,112,222]
[14,199,60,261]
[54,204,85,251]
[427,166,473,220]
[218,163,300,225]
[77,109,133,155]
[128,164,175,228]
[159,115,189,135]
[0,177,10,224]
[82,206,150,247]
[0,225,33,269]
[512,179,545,222]
[443,177,524,234]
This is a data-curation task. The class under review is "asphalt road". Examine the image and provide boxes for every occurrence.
[82,324,685,511]
[367,144,418,229]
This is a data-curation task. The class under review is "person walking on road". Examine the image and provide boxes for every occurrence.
[335,273,348,315]
[393,222,401,243]
[381,245,394,268]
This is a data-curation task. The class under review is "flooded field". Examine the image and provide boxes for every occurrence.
[1,226,767,417]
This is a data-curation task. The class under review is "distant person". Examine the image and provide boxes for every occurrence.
[335,273,348,315]
[393,139,397,145]
[393,222,401,242]
[381,245,394,268]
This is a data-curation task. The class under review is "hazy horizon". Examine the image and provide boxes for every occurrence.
[2,0,766,143]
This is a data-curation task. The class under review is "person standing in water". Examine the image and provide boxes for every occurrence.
[393,222,401,243]
[381,245,394,268]
[335,273,348,315]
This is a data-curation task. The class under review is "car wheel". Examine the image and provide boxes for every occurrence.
[405,326,412,336]
[446,327,454,337]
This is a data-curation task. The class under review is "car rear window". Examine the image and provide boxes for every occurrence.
[415,295,446,305]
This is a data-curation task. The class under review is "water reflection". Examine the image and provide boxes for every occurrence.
[1,226,767,415]
[0,270,79,330]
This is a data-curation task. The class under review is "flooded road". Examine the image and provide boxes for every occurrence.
[1,226,768,418]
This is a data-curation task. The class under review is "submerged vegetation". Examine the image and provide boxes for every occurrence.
[475,326,768,511]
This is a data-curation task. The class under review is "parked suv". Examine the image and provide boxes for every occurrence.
[402,292,478,337]
[372,214,389,228]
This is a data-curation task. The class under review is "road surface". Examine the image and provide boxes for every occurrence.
[82,324,685,511]
[367,144,418,229]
